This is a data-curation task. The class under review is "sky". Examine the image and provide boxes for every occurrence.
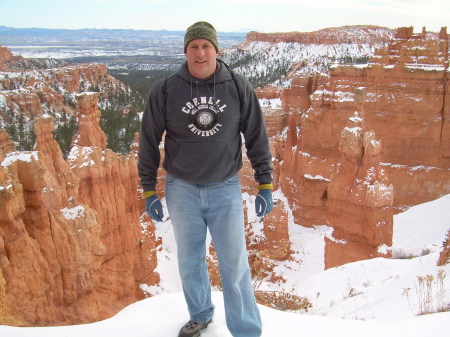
[1,0,449,33]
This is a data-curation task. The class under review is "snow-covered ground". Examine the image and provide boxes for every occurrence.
[0,291,447,337]
[1,193,449,337]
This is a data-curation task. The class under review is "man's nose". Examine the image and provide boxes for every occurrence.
[196,47,205,57]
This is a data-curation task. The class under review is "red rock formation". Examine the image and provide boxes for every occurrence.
[0,46,127,117]
[269,27,449,266]
[259,200,291,261]
[276,96,334,227]
[243,26,448,270]
[276,26,450,228]
[325,89,393,268]
[72,93,107,148]
[67,93,159,318]
[0,93,159,326]
[281,72,327,112]
[255,85,282,99]
[0,46,19,71]
[245,26,393,45]
[4,91,43,116]
[54,63,111,93]
[0,130,16,157]
[0,141,106,325]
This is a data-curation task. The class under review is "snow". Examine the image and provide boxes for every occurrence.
[311,89,356,103]
[298,253,447,320]
[0,183,13,191]
[343,126,362,136]
[223,40,381,85]
[405,63,446,72]
[67,146,97,168]
[349,111,363,123]
[5,44,183,60]
[259,98,282,109]
[405,94,423,102]
[304,173,330,182]
[0,291,447,337]
[0,93,6,109]
[392,194,450,258]
[0,193,448,336]
[60,205,86,220]
[75,92,99,97]
[333,91,355,102]
[1,151,39,168]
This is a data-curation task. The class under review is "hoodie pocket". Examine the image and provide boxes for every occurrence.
[171,141,236,183]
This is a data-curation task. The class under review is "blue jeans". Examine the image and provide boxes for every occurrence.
[165,174,262,337]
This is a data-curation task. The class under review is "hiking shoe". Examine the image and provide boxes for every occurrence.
[178,319,212,337]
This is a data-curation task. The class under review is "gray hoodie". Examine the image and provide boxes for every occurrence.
[138,59,272,192]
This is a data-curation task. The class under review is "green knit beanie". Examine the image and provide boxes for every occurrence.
[184,21,219,53]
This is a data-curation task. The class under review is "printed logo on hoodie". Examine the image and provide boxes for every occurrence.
[182,96,226,137]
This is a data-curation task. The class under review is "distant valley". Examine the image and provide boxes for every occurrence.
[0,26,247,109]
[0,26,246,70]
[0,25,395,155]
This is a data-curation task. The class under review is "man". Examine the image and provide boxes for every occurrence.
[138,21,273,337]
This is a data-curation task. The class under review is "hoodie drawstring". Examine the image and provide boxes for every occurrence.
[189,72,216,103]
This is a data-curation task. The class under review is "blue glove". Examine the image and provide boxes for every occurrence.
[255,188,273,217]
[145,194,164,222]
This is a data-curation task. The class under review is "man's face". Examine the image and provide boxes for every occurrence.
[185,39,218,79]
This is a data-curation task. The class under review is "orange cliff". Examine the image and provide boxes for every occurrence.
[0,45,127,117]
[248,26,450,268]
[0,46,22,71]
[245,25,393,45]
[0,93,159,326]
[325,89,393,268]
[274,26,450,229]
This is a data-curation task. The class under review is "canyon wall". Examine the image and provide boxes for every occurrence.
[276,26,449,221]
[0,46,23,72]
[0,93,159,326]
[325,89,393,267]
[246,25,393,45]
[254,26,449,268]
[1,25,449,325]
[0,45,130,139]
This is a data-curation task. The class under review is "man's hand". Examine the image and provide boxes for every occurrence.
[145,193,164,222]
[255,186,273,217]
